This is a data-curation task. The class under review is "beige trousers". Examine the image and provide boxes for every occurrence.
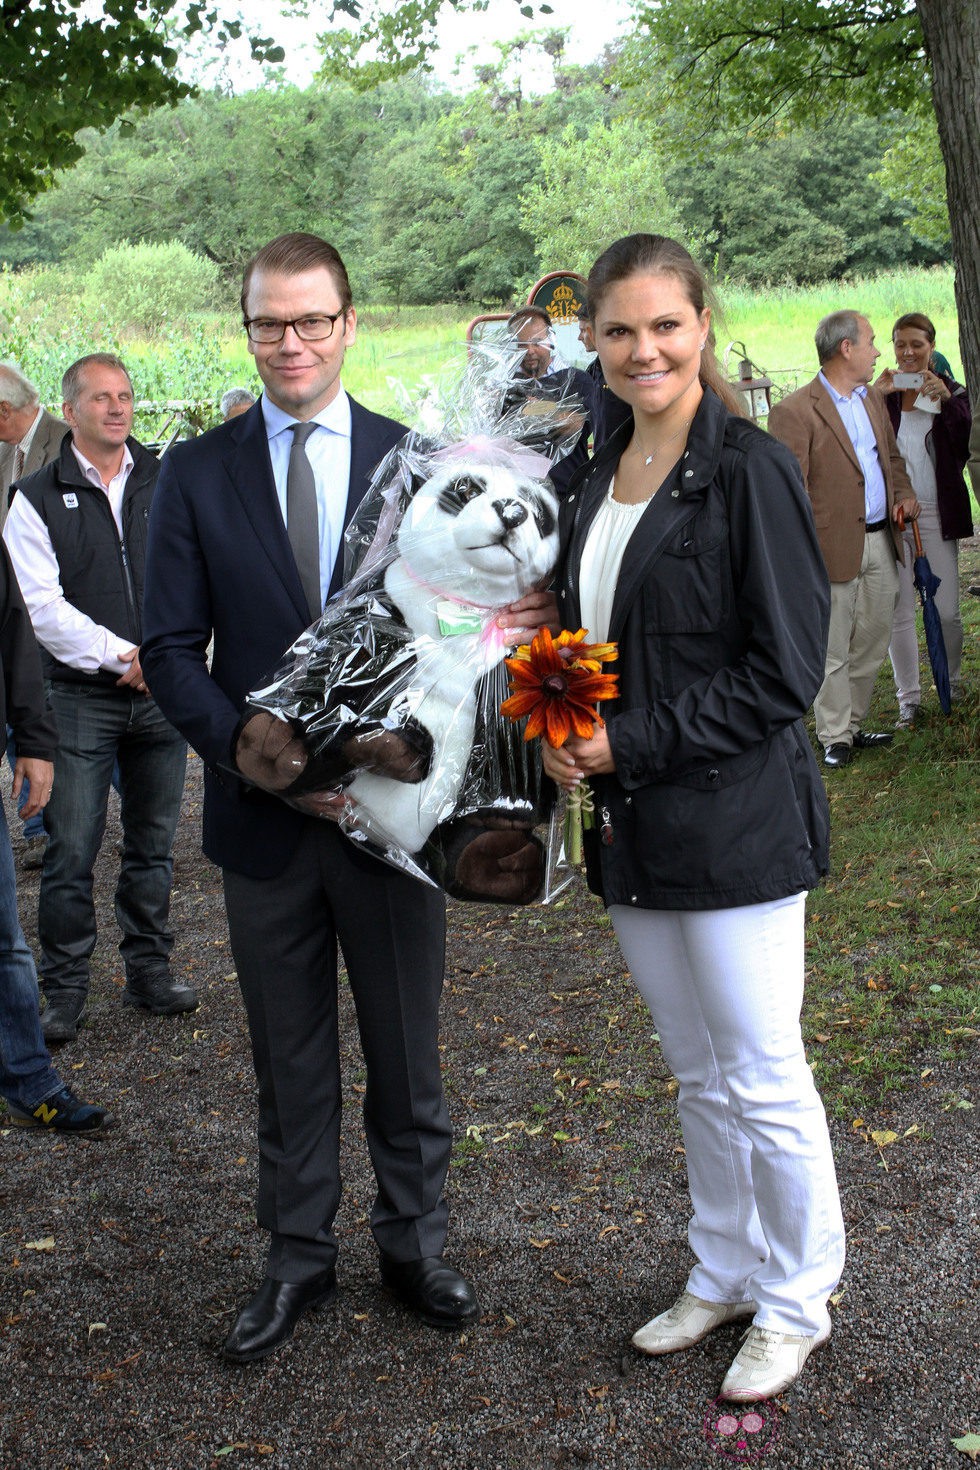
[814,529,899,747]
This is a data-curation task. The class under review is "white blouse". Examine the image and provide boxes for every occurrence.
[578,475,652,644]
[896,408,938,506]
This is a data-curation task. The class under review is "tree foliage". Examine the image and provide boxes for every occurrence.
[626,0,980,390]
[521,119,682,275]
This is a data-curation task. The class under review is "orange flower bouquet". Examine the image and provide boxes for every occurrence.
[501,628,618,865]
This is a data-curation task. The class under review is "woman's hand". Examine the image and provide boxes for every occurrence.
[541,726,615,790]
[872,367,895,395]
[919,368,951,405]
[496,588,559,642]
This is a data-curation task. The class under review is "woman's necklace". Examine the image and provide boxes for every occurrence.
[633,417,694,466]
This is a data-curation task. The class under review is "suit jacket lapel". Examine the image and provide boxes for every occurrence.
[811,377,861,471]
[223,402,312,625]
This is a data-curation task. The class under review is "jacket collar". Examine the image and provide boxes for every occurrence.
[54,434,157,493]
[565,387,731,642]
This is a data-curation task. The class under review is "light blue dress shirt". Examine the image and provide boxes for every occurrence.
[818,372,887,522]
[261,389,353,612]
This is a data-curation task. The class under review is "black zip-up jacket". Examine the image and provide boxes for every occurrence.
[12,435,157,689]
[0,542,58,759]
[556,386,831,911]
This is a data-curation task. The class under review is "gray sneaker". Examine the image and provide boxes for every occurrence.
[895,702,919,729]
[19,834,48,870]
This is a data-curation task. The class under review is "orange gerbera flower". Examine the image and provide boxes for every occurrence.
[509,627,618,674]
[501,627,619,748]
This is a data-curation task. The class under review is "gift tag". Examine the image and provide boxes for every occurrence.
[436,599,484,637]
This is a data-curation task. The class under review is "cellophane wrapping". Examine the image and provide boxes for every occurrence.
[243,340,583,902]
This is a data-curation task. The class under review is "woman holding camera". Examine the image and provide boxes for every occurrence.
[875,313,973,724]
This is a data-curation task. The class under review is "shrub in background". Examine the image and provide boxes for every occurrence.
[83,241,221,332]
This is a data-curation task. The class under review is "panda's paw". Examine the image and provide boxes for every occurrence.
[235,711,309,792]
[450,827,544,905]
[341,721,433,783]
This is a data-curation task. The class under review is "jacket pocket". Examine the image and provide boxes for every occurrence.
[643,518,730,634]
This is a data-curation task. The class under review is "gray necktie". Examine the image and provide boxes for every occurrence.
[13,445,25,481]
[287,421,321,621]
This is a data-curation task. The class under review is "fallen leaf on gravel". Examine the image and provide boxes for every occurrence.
[599,1225,620,1238]
[24,1238,55,1252]
[87,1323,107,1339]
[953,1434,980,1461]
[870,1130,898,1147]
[529,1238,553,1248]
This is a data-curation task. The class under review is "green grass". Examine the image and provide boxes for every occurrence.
[797,539,980,1116]
[720,265,961,390]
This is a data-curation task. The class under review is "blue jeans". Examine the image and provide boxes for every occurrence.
[39,684,187,1001]
[6,726,45,841]
[0,801,61,1110]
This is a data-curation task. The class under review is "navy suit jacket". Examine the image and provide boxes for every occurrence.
[141,394,405,878]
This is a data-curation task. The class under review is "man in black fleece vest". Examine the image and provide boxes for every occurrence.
[2,353,194,1045]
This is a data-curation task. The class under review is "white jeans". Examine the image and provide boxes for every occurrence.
[610,894,845,1338]
[888,501,962,705]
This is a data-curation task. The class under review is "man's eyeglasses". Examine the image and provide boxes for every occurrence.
[244,310,348,344]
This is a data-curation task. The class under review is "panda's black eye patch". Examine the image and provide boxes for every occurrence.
[531,491,557,539]
[438,476,487,515]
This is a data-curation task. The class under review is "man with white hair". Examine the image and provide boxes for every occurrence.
[0,363,66,514]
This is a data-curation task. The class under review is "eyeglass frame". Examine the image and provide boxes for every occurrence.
[243,308,349,344]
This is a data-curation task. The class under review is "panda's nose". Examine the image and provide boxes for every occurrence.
[494,499,528,530]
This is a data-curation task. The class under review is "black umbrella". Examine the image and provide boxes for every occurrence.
[897,507,951,714]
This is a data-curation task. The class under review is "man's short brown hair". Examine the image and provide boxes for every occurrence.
[241,233,353,319]
[62,353,133,408]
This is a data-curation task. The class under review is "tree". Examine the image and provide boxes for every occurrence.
[0,0,292,228]
[521,119,682,275]
[0,0,558,227]
[626,1,980,391]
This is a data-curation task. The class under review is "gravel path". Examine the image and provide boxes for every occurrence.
[2,754,977,1470]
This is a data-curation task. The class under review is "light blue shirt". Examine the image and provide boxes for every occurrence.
[261,389,353,612]
[818,372,887,522]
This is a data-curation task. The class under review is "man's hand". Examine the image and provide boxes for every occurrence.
[291,789,349,821]
[117,646,149,695]
[894,495,921,523]
[13,757,53,818]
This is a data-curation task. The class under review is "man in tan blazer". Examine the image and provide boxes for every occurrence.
[0,363,67,520]
[768,312,919,768]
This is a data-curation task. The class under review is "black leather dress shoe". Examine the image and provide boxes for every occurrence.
[222,1269,337,1363]
[823,743,852,768]
[380,1254,480,1328]
[852,729,894,749]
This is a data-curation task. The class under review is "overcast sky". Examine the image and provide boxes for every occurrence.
[206,0,632,92]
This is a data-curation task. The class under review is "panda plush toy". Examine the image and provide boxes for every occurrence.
[236,436,563,904]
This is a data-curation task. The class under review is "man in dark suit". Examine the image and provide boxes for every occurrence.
[0,362,68,865]
[767,312,919,768]
[0,363,67,516]
[141,233,480,1363]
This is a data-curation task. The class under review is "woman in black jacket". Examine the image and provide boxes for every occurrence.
[543,235,844,1403]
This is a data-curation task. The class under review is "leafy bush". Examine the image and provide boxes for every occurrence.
[83,241,221,331]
